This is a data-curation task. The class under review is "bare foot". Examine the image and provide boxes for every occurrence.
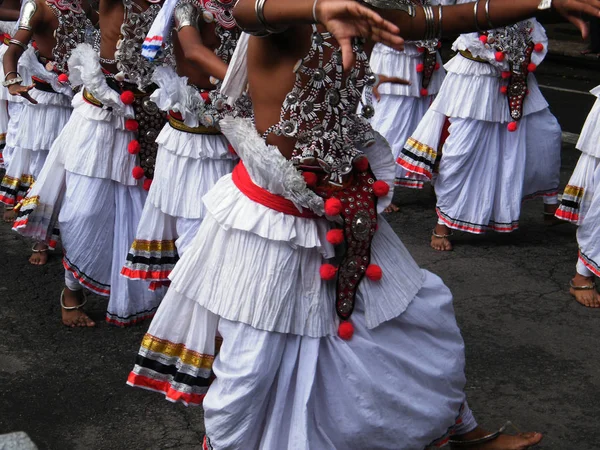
[3,207,16,223]
[543,203,562,225]
[61,288,96,328]
[569,274,600,308]
[29,242,49,266]
[383,203,400,213]
[452,426,542,449]
[431,223,453,251]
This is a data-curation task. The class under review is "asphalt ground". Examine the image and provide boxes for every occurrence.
[1,60,599,450]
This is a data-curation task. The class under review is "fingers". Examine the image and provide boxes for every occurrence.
[339,38,356,72]
[373,86,381,101]
[388,76,411,86]
[566,14,589,39]
[20,91,37,104]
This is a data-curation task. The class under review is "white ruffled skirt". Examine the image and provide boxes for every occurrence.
[122,124,236,284]
[0,89,71,207]
[400,107,561,233]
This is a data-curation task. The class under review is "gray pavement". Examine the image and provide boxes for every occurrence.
[1,36,600,450]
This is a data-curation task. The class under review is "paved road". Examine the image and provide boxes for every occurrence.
[1,62,599,450]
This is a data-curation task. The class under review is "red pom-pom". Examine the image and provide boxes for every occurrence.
[534,43,544,53]
[366,264,383,281]
[372,180,390,197]
[57,73,69,83]
[434,62,441,71]
[120,90,135,105]
[527,63,537,73]
[507,122,518,132]
[338,321,354,340]
[143,178,153,191]
[302,171,318,187]
[132,166,145,179]
[500,86,508,95]
[354,157,369,172]
[479,34,488,44]
[501,71,511,80]
[320,263,337,281]
[326,229,344,245]
[125,119,139,131]
[127,140,140,154]
[32,41,38,50]
[420,88,429,97]
[495,51,505,62]
[416,46,425,53]
[324,197,343,216]
[200,91,211,104]
[416,63,424,73]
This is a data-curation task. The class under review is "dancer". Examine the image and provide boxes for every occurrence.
[121,0,242,289]
[556,86,600,308]
[13,0,166,327]
[0,0,21,183]
[399,10,562,251]
[369,0,452,211]
[129,0,599,448]
[1,0,97,264]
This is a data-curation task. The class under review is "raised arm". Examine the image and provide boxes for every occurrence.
[174,2,228,81]
[3,0,40,103]
[233,0,600,69]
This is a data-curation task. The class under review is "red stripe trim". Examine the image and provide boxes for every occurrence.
[63,258,111,296]
[437,210,519,234]
[396,158,432,179]
[127,372,205,406]
[232,163,318,218]
[555,209,579,223]
[120,266,172,281]
[579,253,600,277]
[106,311,156,327]
[0,194,16,206]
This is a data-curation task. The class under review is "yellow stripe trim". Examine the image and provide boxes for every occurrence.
[141,334,215,370]
[405,137,437,159]
[563,185,584,198]
[131,239,176,252]
[168,114,221,135]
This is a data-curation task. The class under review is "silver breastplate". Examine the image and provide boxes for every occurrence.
[485,20,534,73]
[115,0,164,89]
[264,26,377,186]
[46,0,97,73]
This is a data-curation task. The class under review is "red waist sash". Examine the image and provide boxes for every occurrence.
[232,162,318,219]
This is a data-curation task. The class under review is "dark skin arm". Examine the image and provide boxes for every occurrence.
[0,7,20,21]
[177,26,228,81]
[234,0,600,70]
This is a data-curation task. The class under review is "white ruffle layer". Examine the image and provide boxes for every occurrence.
[54,93,138,185]
[369,43,445,97]
[151,67,204,128]
[148,129,236,219]
[7,91,72,152]
[170,176,424,337]
[577,88,600,158]
[452,18,548,70]
[432,54,548,122]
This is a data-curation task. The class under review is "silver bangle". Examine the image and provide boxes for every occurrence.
[312,0,319,23]
[437,5,443,40]
[473,0,484,33]
[423,5,435,41]
[255,0,285,34]
[3,71,17,80]
[484,0,494,29]
[2,74,23,87]
[8,38,27,51]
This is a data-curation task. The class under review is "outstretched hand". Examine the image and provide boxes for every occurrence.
[315,0,404,71]
[8,83,37,104]
[373,74,411,101]
[553,0,600,39]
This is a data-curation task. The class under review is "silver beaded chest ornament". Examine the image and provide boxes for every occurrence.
[45,0,98,74]
[111,0,169,183]
[412,0,441,96]
[479,20,545,131]
[264,27,394,339]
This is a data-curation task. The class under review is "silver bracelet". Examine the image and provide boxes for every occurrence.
[473,0,484,33]
[484,0,494,29]
[8,38,27,51]
[312,0,319,23]
[437,5,443,40]
[3,71,17,80]
[255,0,285,34]
[537,0,552,10]
[423,5,435,41]
[2,74,23,87]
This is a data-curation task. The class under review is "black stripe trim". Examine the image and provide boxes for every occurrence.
[134,355,213,388]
